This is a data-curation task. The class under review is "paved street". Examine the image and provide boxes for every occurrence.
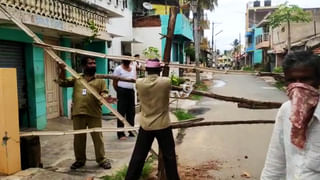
[175,73,288,179]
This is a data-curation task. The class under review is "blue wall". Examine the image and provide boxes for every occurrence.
[160,14,193,62]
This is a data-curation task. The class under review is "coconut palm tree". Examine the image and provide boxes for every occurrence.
[187,0,218,83]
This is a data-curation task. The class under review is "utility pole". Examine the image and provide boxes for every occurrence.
[211,22,214,66]
[191,0,200,84]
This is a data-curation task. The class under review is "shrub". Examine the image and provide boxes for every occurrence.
[103,158,154,180]
[273,67,283,73]
[170,74,186,86]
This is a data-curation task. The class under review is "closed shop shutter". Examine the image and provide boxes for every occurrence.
[0,40,27,110]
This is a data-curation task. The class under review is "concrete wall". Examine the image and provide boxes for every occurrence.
[132,27,162,58]
[271,9,320,49]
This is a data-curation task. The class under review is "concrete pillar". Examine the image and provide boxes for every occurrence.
[60,38,73,118]
[25,44,47,130]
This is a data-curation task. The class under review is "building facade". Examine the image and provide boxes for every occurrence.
[132,0,193,76]
[0,0,130,129]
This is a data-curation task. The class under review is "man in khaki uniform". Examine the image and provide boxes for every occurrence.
[125,59,180,180]
[57,56,115,169]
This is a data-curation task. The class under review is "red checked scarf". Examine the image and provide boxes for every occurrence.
[287,83,320,149]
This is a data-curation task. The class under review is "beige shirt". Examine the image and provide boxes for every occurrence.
[57,75,108,118]
[136,74,171,130]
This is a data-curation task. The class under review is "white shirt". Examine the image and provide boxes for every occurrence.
[261,100,320,180]
[113,64,136,89]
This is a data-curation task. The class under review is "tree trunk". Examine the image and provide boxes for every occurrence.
[158,7,178,179]
[162,7,179,77]
[194,5,201,84]
[287,20,291,53]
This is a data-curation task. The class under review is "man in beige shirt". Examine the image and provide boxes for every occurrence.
[125,59,180,180]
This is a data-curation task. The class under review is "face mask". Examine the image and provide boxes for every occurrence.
[287,82,319,149]
[84,67,96,76]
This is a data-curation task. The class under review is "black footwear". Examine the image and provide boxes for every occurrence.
[70,161,85,169]
[99,161,112,169]
[128,132,135,137]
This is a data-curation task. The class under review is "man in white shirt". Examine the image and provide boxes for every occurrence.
[261,51,320,180]
[113,53,136,140]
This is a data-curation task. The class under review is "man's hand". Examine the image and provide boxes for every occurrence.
[57,62,66,79]
[104,95,117,104]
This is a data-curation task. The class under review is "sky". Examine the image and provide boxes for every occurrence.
[204,0,320,52]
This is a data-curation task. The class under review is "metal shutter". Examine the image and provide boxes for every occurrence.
[0,40,27,109]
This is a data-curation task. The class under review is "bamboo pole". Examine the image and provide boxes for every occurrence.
[33,42,220,73]
[19,118,205,137]
[94,74,283,109]
[19,118,276,137]
[20,127,139,137]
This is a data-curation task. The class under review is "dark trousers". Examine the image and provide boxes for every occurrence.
[73,115,106,164]
[117,87,135,138]
[125,127,180,180]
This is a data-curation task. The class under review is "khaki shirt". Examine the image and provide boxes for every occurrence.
[136,74,171,130]
[57,75,108,118]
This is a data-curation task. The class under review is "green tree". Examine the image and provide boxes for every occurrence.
[187,0,218,84]
[267,3,311,52]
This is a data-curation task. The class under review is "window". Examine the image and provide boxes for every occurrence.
[123,0,128,9]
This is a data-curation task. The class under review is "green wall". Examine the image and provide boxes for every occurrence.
[25,44,47,129]
[0,27,47,129]
[84,41,115,114]
[60,38,73,117]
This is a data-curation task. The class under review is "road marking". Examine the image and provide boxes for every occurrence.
[261,87,277,90]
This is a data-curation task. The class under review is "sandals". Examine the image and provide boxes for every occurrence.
[119,136,127,140]
[99,161,112,169]
[70,161,85,169]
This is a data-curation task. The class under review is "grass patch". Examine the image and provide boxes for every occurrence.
[174,109,195,121]
[242,66,255,72]
[190,94,202,100]
[103,158,154,180]
[274,81,285,91]
[272,67,283,73]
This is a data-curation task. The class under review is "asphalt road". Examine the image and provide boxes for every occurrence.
[175,73,288,180]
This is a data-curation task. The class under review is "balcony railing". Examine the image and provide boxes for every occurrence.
[1,0,108,31]
[256,33,269,49]
[256,33,269,44]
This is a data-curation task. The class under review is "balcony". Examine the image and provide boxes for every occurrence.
[255,33,269,49]
[160,14,193,41]
[0,0,113,40]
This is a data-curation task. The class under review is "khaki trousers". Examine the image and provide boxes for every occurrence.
[72,115,106,164]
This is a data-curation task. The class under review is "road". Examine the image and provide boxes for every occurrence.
[175,73,288,180]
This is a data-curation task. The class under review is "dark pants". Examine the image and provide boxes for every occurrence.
[117,87,135,138]
[125,127,180,180]
[73,115,106,164]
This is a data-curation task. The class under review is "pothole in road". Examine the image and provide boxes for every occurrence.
[213,80,226,88]
[188,107,211,116]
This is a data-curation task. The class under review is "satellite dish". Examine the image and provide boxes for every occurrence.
[143,2,153,10]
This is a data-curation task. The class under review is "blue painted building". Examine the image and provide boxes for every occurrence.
[160,14,193,64]
[245,27,263,65]
[132,13,193,76]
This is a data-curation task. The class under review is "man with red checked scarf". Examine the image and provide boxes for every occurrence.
[261,51,320,180]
